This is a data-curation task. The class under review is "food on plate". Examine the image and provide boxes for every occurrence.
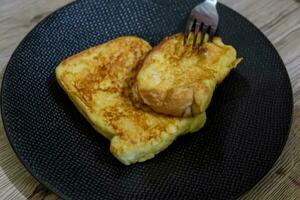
[134,33,241,117]
[56,36,206,165]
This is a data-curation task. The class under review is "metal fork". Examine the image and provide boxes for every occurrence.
[184,0,219,48]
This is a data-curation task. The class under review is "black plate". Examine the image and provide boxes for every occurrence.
[1,0,293,199]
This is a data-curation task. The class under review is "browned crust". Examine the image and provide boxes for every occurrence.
[135,33,241,117]
[55,35,209,165]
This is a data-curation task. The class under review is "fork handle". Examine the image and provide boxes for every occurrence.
[207,0,217,6]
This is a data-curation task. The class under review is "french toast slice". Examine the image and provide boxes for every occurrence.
[56,36,206,165]
[135,33,241,117]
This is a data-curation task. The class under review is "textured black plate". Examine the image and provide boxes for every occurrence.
[1,0,293,199]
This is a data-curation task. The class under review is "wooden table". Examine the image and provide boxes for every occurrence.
[0,0,299,199]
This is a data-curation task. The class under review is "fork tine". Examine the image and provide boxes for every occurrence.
[199,25,209,49]
[184,17,194,45]
[192,22,201,49]
[209,27,216,42]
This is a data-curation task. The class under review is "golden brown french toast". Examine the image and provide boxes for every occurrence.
[135,33,241,117]
[55,36,206,165]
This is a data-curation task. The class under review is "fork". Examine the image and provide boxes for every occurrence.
[184,0,219,49]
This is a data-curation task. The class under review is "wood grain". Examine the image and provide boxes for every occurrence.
[0,0,299,199]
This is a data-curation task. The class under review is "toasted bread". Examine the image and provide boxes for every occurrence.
[56,36,206,165]
[135,33,241,117]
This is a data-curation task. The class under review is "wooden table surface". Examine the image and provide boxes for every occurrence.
[0,0,299,199]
